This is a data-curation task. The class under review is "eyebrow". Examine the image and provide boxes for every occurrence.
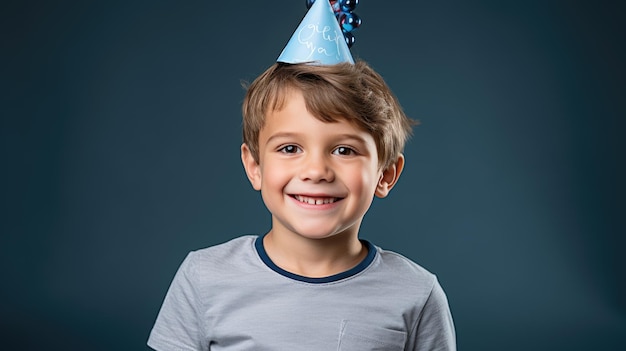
[265,132,368,145]
[265,132,302,145]
[335,133,368,145]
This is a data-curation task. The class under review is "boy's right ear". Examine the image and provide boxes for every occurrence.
[241,143,262,191]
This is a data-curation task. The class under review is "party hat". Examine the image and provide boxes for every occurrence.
[277,0,354,65]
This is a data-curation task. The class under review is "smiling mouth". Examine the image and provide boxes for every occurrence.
[292,195,341,205]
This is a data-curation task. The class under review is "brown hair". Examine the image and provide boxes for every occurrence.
[242,61,415,169]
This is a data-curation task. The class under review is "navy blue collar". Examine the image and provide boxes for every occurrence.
[254,235,376,284]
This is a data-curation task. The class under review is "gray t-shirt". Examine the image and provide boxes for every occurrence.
[148,235,456,350]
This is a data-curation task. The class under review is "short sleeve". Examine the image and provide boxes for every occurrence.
[409,278,456,351]
[147,252,206,351]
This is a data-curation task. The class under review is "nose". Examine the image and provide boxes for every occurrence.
[299,152,335,183]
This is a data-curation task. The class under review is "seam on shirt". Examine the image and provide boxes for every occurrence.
[408,275,437,344]
[186,251,209,349]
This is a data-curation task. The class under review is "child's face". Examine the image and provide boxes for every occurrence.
[241,89,401,242]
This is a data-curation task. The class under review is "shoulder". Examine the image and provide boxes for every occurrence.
[180,235,261,282]
[375,247,454,317]
[188,235,258,261]
[366,244,447,303]
[373,245,437,286]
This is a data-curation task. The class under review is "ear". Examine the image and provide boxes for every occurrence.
[375,154,405,198]
[241,143,262,191]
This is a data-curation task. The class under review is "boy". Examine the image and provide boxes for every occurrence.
[148,1,455,350]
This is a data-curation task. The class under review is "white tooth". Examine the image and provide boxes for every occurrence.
[295,195,339,205]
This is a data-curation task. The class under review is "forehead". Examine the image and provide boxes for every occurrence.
[264,87,365,130]
[260,90,374,144]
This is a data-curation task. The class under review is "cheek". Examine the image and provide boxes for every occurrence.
[260,161,288,189]
[346,165,379,194]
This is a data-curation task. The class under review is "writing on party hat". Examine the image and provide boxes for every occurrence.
[277,0,362,65]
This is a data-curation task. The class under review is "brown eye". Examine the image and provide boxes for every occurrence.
[333,146,355,156]
[279,145,301,154]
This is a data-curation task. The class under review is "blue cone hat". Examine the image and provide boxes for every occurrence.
[277,0,354,65]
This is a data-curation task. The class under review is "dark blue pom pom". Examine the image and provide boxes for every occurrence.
[340,0,359,12]
[339,12,361,32]
[343,31,355,48]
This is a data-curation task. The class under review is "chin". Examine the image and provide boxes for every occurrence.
[292,227,352,241]
[294,231,335,240]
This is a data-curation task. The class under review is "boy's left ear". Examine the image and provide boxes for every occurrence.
[375,154,405,198]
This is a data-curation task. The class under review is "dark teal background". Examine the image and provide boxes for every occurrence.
[2,0,624,350]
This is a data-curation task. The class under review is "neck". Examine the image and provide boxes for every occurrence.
[263,228,367,278]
